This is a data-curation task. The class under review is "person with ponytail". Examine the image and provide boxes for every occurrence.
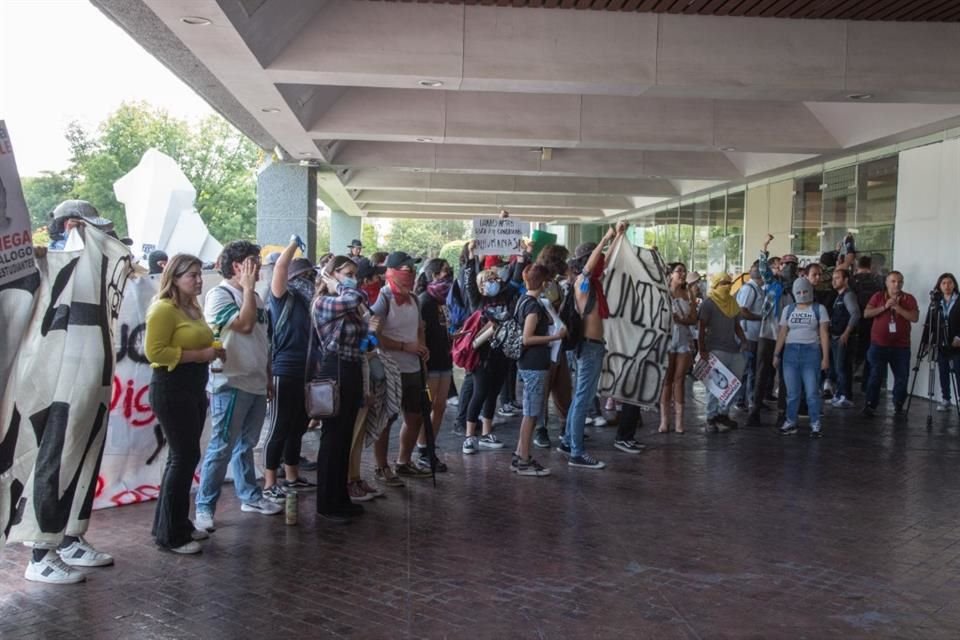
[415,258,455,471]
[698,273,747,433]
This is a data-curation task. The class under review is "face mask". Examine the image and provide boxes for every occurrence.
[339,276,358,290]
[361,282,381,304]
[386,268,415,291]
[543,281,561,305]
[484,281,501,297]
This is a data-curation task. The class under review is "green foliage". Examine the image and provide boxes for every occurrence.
[315,215,330,255]
[385,218,469,259]
[29,101,260,242]
[22,171,75,227]
[439,240,467,276]
[361,222,379,254]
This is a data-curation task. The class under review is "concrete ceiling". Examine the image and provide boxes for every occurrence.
[92,0,960,224]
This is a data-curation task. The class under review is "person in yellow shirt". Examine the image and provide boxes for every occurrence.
[145,254,224,554]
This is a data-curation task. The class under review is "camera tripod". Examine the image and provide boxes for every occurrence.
[907,296,960,426]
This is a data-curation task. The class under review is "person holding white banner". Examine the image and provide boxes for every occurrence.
[658,262,698,434]
[773,278,831,438]
[698,273,747,433]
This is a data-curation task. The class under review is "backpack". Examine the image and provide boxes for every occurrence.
[490,297,537,360]
[452,310,485,372]
[851,273,883,314]
[559,280,595,351]
[446,278,470,334]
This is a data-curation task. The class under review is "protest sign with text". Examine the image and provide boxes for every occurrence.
[472,218,530,256]
[692,353,742,407]
[0,121,37,286]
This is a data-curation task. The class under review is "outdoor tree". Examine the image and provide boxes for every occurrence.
[361,222,379,254]
[385,218,469,259]
[22,102,260,242]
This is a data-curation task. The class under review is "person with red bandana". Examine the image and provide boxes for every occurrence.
[369,251,432,482]
[558,221,627,470]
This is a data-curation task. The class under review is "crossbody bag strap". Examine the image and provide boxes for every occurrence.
[306,301,345,382]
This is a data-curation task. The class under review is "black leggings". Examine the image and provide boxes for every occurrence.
[616,403,643,442]
[467,356,508,423]
[316,356,363,515]
[149,363,208,549]
[264,375,308,470]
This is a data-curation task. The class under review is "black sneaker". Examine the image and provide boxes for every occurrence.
[894,405,906,417]
[614,440,644,454]
[299,457,318,472]
[556,441,571,456]
[533,429,551,449]
[394,462,432,478]
[746,412,762,428]
[283,477,316,492]
[716,415,739,429]
[516,457,551,477]
[452,422,466,436]
[861,405,875,418]
[497,404,519,417]
[704,419,719,434]
[568,454,606,470]
[414,453,448,473]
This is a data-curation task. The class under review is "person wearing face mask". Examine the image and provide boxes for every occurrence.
[862,271,919,418]
[312,256,371,521]
[261,236,319,504]
[414,258,455,472]
[369,252,433,481]
[699,273,747,433]
[773,278,831,438]
[356,257,386,306]
[746,235,796,428]
[927,273,960,412]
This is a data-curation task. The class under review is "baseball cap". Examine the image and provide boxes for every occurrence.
[385,251,420,270]
[48,200,113,235]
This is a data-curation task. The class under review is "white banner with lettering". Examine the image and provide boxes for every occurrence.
[598,238,672,409]
[472,218,530,256]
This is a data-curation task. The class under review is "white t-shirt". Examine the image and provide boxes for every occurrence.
[370,288,422,374]
[204,282,270,394]
[780,303,829,345]
[736,280,764,342]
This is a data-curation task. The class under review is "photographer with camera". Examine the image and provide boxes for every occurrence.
[924,273,960,412]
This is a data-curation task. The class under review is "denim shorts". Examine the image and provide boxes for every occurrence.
[518,369,549,418]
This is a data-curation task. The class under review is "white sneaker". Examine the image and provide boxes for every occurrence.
[591,416,608,427]
[24,553,86,584]
[57,536,113,567]
[195,511,215,532]
[937,401,951,412]
[833,395,853,408]
[241,497,283,515]
[190,528,210,541]
[462,436,479,454]
[170,541,202,555]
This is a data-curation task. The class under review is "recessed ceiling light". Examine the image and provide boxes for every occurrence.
[720,146,736,152]
[261,108,281,113]
[649,175,662,179]
[298,152,312,156]
[415,137,433,143]
[847,93,873,100]
[180,16,211,25]
[418,80,443,88]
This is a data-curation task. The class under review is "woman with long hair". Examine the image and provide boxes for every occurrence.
[313,256,370,521]
[929,272,960,411]
[145,254,224,554]
[658,262,698,434]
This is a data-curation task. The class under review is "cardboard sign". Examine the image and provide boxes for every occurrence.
[472,218,530,256]
[0,121,37,286]
[693,352,742,407]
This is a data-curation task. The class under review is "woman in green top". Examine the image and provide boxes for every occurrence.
[145,254,224,554]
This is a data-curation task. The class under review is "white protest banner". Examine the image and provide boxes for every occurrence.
[692,353,742,408]
[472,218,530,256]
[598,237,672,408]
[0,122,37,287]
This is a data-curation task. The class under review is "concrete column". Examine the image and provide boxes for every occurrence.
[256,162,317,259]
[329,210,361,256]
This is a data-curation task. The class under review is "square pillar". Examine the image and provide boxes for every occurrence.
[256,161,317,259]
[329,209,361,256]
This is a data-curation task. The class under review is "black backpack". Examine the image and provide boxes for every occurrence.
[559,280,596,351]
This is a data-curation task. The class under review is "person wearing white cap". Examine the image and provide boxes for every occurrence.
[773,278,831,438]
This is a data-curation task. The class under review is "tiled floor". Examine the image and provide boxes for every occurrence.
[3,388,960,639]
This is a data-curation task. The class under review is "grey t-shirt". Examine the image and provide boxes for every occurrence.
[780,303,829,345]
[370,288,422,374]
[699,298,742,353]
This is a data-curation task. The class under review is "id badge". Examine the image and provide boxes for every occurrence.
[888,320,897,334]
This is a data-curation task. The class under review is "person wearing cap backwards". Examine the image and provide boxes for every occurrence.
[773,278,831,437]
[260,235,318,504]
[746,234,796,428]
[699,272,748,433]
[347,239,363,263]
[558,221,628,470]
[148,250,169,275]
[369,251,433,481]
[862,271,919,418]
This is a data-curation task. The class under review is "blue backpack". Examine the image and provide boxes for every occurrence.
[446,279,470,334]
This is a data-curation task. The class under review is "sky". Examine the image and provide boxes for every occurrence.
[0,0,215,177]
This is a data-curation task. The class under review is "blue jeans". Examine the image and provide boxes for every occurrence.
[865,345,911,410]
[706,350,744,419]
[938,353,960,402]
[829,336,853,399]
[782,343,823,425]
[563,341,605,458]
[736,345,757,407]
[196,388,267,515]
[518,369,548,418]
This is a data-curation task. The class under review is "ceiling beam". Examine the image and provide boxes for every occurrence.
[353,189,633,209]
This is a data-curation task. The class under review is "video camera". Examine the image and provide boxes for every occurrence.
[930,288,944,303]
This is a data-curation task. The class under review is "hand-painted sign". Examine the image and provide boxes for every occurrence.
[0,122,37,286]
[472,218,530,256]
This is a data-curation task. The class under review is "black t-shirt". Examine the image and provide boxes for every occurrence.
[268,291,311,378]
[418,292,453,372]
[517,295,550,371]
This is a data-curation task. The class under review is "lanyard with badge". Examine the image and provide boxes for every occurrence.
[888,294,898,334]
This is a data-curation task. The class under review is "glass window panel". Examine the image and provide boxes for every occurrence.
[693,198,710,274]
[856,156,898,275]
[821,166,857,257]
[792,175,822,258]
[707,194,726,275]
[678,201,694,267]
[725,190,745,274]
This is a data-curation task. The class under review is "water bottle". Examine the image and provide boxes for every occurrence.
[210,328,224,374]
[285,489,298,526]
